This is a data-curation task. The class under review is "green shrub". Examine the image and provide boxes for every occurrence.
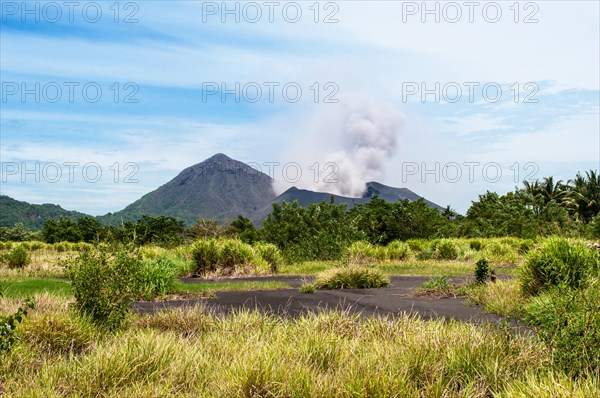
[416,247,435,260]
[191,239,271,276]
[0,298,34,351]
[520,237,600,296]
[347,241,378,263]
[137,257,178,300]
[523,281,600,376]
[254,243,283,272]
[299,283,316,294]
[475,258,491,284]
[65,245,142,330]
[7,244,30,269]
[484,242,519,266]
[437,240,458,260]
[314,267,390,289]
[518,239,535,255]
[469,239,483,251]
[385,240,410,261]
[406,239,427,252]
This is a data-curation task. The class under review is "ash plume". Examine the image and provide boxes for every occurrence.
[312,101,405,196]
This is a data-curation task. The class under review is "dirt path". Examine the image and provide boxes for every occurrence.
[134,276,526,331]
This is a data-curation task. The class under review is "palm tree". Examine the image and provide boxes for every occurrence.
[564,170,600,223]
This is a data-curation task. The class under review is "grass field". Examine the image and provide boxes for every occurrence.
[1,238,598,396]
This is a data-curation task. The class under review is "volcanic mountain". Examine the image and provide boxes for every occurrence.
[100,153,276,225]
[250,181,443,223]
[2,154,444,227]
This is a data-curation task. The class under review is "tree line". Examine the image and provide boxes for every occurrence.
[1,170,599,261]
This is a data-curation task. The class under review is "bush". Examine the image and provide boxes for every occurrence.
[347,241,378,263]
[520,237,600,296]
[416,247,435,260]
[523,281,600,376]
[254,243,283,272]
[475,258,491,284]
[484,242,519,266]
[191,239,271,276]
[469,239,483,251]
[137,257,178,300]
[385,240,410,261]
[65,245,142,330]
[7,244,30,269]
[437,240,459,260]
[314,267,390,289]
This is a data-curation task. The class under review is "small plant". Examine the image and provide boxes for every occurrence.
[0,297,35,351]
[7,244,30,269]
[475,258,491,284]
[314,267,390,289]
[420,276,451,292]
[299,283,316,294]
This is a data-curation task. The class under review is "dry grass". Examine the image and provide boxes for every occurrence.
[2,294,598,397]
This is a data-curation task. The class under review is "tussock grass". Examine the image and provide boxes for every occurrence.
[467,279,524,317]
[314,266,390,289]
[4,300,593,397]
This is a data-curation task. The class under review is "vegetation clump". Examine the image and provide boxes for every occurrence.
[520,237,599,296]
[6,244,30,269]
[314,267,390,289]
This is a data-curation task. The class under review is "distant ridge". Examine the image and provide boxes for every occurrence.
[0,195,89,228]
[250,181,443,223]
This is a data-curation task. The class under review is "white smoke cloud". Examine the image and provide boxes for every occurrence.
[277,99,405,197]
[316,103,405,196]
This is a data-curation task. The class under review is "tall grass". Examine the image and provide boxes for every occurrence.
[3,301,594,397]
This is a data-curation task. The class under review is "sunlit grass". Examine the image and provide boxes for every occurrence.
[1,277,72,298]
[4,295,591,398]
[174,280,290,294]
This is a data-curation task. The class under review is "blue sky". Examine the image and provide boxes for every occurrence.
[1,1,599,215]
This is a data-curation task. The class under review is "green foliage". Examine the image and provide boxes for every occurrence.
[42,218,83,243]
[314,266,390,289]
[191,239,271,276]
[523,281,600,376]
[0,297,35,351]
[65,245,143,329]
[230,215,258,243]
[520,237,600,296]
[137,257,179,300]
[299,283,316,294]
[261,199,357,262]
[0,223,39,241]
[6,244,30,268]
[385,240,410,260]
[469,239,483,251]
[475,258,491,284]
[351,197,452,244]
[129,215,185,246]
[464,191,538,238]
[436,239,459,260]
[253,243,283,273]
[420,276,451,292]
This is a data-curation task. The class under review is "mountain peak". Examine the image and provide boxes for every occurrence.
[205,153,233,163]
